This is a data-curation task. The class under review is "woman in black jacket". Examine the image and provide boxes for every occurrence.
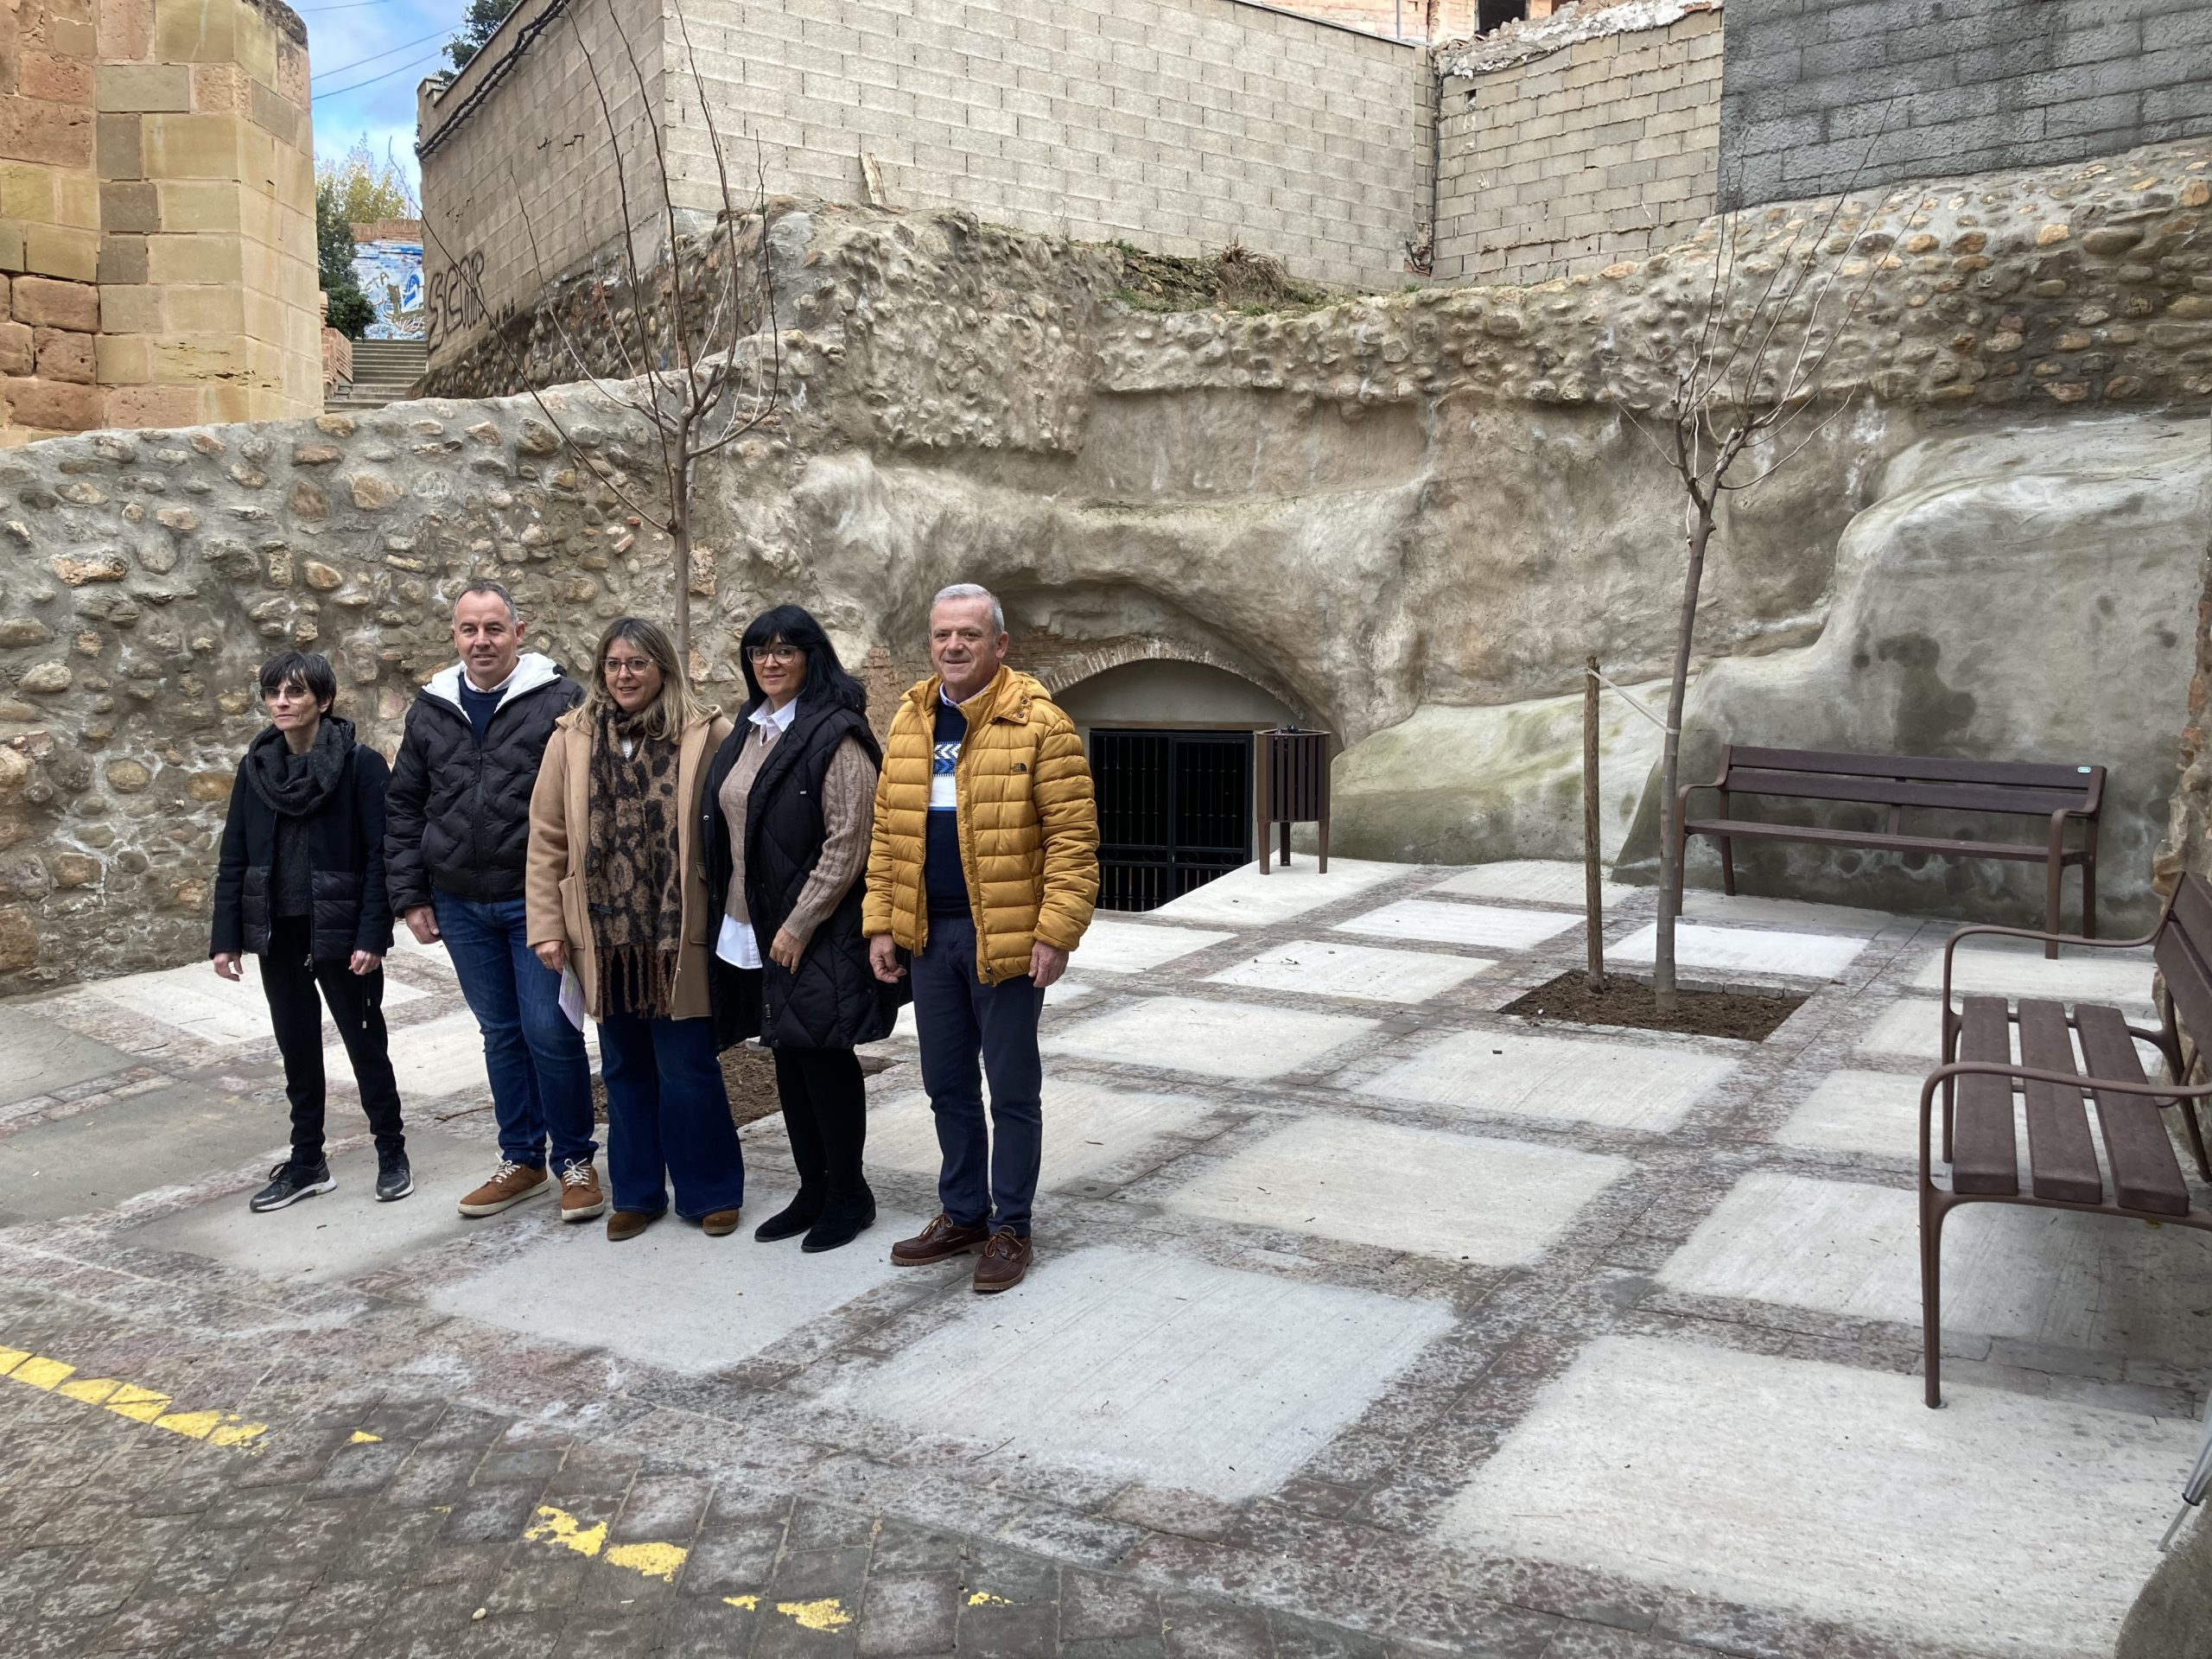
[211,652,410,1212]
[704,607,902,1252]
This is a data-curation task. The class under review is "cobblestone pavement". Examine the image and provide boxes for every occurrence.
[0,859,2202,1658]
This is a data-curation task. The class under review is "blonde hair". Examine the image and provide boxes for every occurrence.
[584,616,715,741]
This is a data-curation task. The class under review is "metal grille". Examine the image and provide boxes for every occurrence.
[1090,729,1254,912]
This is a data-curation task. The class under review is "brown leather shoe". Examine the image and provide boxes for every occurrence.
[607,1209,661,1243]
[890,1213,991,1266]
[700,1208,742,1237]
[457,1160,550,1217]
[556,1160,606,1224]
[971,1229,1033,1294]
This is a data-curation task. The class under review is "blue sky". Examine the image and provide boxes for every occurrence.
[301,0,461,195]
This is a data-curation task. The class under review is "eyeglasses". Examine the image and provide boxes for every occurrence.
[747,645,799,665]
[603,656,656,678]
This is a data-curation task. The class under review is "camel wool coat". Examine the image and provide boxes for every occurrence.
[525,705,735,1022]
[862,666,1099,984]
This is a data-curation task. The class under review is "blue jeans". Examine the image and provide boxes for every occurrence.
[435,890,597,1170]
[597,1012,745,1217]
[911,913,1046,1236]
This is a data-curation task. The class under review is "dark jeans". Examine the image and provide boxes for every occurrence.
[911,912,1046,1236]
[259,915,404,1166]
[598,1011,745,1218]
[772,1046,871,1202]
[435,889,597,1170]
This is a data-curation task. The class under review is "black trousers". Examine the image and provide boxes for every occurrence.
[260,916,406,1164]
[771,1045,870,1201]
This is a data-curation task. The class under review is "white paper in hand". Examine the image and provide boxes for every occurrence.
[558,966,586,1033]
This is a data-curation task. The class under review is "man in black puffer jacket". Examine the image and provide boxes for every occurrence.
[385,581,600,1223]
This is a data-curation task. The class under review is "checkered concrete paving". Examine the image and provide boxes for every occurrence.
[0,857,2202,1658]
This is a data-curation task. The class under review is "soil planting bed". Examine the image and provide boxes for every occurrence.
[1500,970,1806,1042]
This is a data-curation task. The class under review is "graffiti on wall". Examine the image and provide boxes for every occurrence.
[424,250,494,351]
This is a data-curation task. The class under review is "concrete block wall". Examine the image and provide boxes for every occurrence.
[2,0,319,443]
[413,0,677,363]
[1433,6,1721,285]
[418,0,1430,368]
[1720,0,2212,208]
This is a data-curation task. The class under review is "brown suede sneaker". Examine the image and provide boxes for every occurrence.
[890,1213,991,1266]
[607,1209,660,1243]
[700,1209,741,1237]
[556,1160,606,1224]
[456,1160,550,1217]
[971,1229,1033,1294]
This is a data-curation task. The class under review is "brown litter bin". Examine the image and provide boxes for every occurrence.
[1255,728,1330,874]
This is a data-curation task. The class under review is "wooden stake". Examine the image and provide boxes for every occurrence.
[1584,654,1606,991]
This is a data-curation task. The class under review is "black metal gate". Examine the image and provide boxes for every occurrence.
[1090,728,1253,912]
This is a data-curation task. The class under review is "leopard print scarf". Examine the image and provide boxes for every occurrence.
[584,707,686,1019]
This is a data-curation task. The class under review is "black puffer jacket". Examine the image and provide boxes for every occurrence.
[211,719,395,962]
[703,696,906,1052]
[385,654,582,911]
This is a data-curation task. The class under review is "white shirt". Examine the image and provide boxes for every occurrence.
[714,699,802,970]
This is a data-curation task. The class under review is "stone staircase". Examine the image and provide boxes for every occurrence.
[327,338,426,410]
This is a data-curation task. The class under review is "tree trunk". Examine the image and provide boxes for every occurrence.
[1654,503,1714,1014]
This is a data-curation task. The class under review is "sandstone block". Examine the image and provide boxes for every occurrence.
[0,751,29,798]
[154,0,238,63]
[34,328,95,385]
[49,553,127,586]
[18,664,74,694]
[155,506,199,533]
[350,474,403,511]
[102,383,200,428]
[302,560,344,591]
[315,413,355,436]
[0,909,37,975]
[49,853,99,888]
[290,442,340,465]
[99,63,194,114]
[0,322,31,378]
[10,276,99,332]
[4,377,102,432]
[105,760,152,793]
[187,772,231,802]
[0,620,53,648]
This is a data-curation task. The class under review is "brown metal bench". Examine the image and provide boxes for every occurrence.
[1918,873,2212,1408]
[1678,747,2104,958]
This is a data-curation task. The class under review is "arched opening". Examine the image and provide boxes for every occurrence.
[1055,660,1300,912]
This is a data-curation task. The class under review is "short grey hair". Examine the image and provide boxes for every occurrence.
[931,582,1004,636]
[454,578,519,624]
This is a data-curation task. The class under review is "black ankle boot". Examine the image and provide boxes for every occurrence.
[801,1191,877,1254]
[753,1190,824,1243]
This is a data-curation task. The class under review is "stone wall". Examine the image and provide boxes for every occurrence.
[3,137,2210,991]
[1434,2,1721,284]
[416,0,1430,368]
[1719,0,2212,211]
[2,0,320,445]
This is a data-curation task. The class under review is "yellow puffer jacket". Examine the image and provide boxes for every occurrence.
[863,667,1099,983]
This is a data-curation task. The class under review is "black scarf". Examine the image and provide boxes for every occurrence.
[245,715,353,818]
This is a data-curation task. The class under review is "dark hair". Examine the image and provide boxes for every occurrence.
[257,651,338,712]
[737,606,868,719]
[454,578,518,622]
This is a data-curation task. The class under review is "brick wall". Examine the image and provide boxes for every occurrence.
[1720,0,2212,208]
[418,0,1430,367]
[1433,6,1721,284]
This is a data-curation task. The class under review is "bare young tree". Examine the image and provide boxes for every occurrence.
[1615,172,1888,1013]
[416,0,782,660]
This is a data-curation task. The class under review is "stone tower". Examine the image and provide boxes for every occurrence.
[1,0,320,444]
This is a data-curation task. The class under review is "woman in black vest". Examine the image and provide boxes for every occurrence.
[704,606,901,1252]
[210,652,409,1213]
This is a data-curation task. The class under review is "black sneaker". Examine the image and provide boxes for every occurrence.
[250,1160,334,1212]
[375,1147,413,1202]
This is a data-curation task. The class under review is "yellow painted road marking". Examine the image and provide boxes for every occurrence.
[524,1505,689,1582]
[723,1595,760,1611]
[0,1338,267,1449]
[967,1591,1013,1607]
[349,1430,382,1444]
[779,1599,852,1631]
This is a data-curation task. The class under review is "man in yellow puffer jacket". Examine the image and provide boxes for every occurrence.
[865,583,1099,1294]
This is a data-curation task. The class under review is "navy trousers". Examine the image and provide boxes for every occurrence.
[909,913,1046,1236]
